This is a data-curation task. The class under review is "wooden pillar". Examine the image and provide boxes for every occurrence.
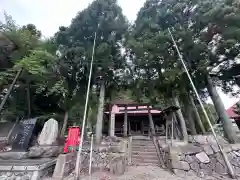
[128,120,131,136]
[124,106,128,137]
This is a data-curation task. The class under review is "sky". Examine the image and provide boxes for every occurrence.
[0,0,145,37]
[0,0,239,109]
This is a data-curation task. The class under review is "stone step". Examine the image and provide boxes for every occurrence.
[132,146,155,149]
[132,143,155,147]
[132,142,155,146]
[132,158,159,165]
[132,142,154,145]
[132,141,154,144]
[132,136,151,140]
[132,154,158,160]
[132,162,159,166]
[132,146,156,152]
[132,140,153,143]
[132,151,157,156]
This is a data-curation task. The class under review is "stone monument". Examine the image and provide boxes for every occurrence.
[38,118,59,145]
[0,118,60,180]
[28,118,62,158]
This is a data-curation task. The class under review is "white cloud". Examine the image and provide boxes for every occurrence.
[118,0,145,22]
[207,86,239,109]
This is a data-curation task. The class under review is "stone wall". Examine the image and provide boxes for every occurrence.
[53,136,129,179]
[80,136,128,173]
[0,158,56,180]
[165,135,240,178]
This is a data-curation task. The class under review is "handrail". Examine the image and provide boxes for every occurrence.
[152,136,166,168]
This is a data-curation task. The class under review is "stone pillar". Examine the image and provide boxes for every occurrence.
[124,106,128,137]
[110,111,115,137]
[128,120,131,136]
[148,106,156,136]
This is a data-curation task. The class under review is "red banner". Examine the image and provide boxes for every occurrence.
[63,126,80,153]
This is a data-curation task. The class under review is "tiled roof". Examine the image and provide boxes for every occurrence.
[226,106,240,119]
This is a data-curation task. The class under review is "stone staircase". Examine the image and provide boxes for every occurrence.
[131,138,159,166]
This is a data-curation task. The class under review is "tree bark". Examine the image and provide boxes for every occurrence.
[96,81,105,144]
[189,96,206,134]
[183,96,197,135]
[186,106,197,135]
[172,113,181,140]
[147,106,156,136]
[60,111,68,137]
[206,75,237,143]
[172,95,188,142]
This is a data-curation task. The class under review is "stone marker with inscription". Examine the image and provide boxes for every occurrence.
[27,119,61,158]
[11,118,37,151]
[38,118,59,145]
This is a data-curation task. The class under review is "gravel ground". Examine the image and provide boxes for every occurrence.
[66,165,233,180]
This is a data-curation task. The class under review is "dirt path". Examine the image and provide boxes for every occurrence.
[66,165,232,180]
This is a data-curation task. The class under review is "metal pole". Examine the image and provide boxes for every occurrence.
[171,114,174,146]
[75,25,99,180]
[89,134,94,178]
[168,28,236,178]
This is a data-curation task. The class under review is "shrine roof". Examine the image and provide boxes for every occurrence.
[104,105,179,115]
[109,99,139,105]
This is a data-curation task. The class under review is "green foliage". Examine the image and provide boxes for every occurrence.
[2,0,240,133]
[197,103,218,130]
[0,13,61,120]
[55,0,128,92]
[129,0,240,101]
[14,50,55,75]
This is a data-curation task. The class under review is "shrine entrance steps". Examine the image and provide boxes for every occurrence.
[131,137,160,166]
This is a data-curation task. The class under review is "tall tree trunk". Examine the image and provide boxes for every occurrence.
[148,106,156,136]
[26,81,31,118]
[7,117,19,143]
[84,120,88,141]
[206,75,236,143]
[60,111,68,137]
[172,95,188,142]
[189,96,206,134]
[0,69,22,113]
[183,96,197,135]
[186,105,197,135]
[205,104,217,124]
[96,81,105,144]
[87,107,93,132]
